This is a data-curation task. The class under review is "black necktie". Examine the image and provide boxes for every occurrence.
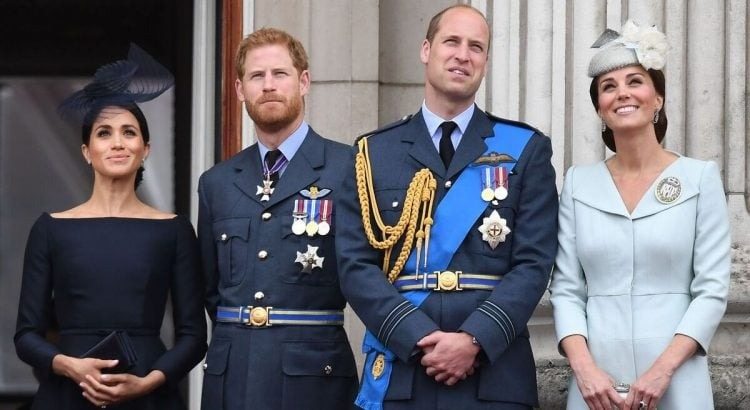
[439,121,457,168]
[264,149,283,182]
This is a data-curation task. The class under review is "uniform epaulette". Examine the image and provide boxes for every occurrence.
[354,114,415,145]
[484,110,543,136]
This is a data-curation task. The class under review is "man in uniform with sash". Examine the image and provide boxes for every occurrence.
[336,5,558,409]
[198,28,358,410]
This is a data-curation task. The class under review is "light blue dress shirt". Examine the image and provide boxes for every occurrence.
[421,102,474,152]
[257,120,309,177]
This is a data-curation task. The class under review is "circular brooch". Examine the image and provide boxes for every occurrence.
[655,176,681,204]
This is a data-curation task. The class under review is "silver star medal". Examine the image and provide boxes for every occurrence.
[256,179,275,202]
[478,210,511,249]
[295,244,324,273]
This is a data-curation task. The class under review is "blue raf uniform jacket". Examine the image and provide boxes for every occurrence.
[198,129,358,410]
[336,107,558,409]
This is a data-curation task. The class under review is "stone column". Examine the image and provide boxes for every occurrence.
[377,0,452,123]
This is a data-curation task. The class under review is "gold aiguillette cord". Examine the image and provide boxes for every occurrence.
[355,137,437,283]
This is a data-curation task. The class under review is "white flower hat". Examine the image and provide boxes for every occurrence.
[588,20,668,78]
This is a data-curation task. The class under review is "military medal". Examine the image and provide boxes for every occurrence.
[296,186,334,237]
[493,167,508,200]
[305,199,318,236]
[292,200,307,235]
[292,220,306,235]
[481,167,509,202]
[295,244,324,273]
[494,186,507,200]
[481,168,495,201]
[477,210,511,249]
[655,176,681,204]
[372,353,386,380]
[256,180,275,202]
[481,188,495,202]
[256,152,288,201]
[305,221,318,236]
[318,199,332,236]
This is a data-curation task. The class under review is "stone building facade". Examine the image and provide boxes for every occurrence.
[187,0,748,408]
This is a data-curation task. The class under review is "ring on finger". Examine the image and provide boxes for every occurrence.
[638,400,647,409]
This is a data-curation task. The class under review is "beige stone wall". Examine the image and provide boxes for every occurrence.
[244,0,749,407]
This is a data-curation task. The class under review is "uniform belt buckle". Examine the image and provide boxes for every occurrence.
[434,270,462,291]
[246,306,273,327]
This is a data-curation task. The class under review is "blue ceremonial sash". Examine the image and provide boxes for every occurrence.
[355,122,534,410]
[356,290,428,410]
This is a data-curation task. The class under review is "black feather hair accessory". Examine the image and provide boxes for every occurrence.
[58,43,173,123]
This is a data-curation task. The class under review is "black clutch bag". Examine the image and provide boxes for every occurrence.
[81,331,138,373]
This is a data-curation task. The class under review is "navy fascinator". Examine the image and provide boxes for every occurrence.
[58,43,174,124]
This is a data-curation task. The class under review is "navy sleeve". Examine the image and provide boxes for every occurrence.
[149,217,208,384]
[197,174,219,325]
[14,214,61,376]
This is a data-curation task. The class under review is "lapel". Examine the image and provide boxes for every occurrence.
[263,129,324,209]
[231,130,324,208]
[403,107,492,179]
[403,110,445,175]
[232,145,265,205]
[572,162,631,217]
[572,157,698,219]
[631,157,698,219]
[446,107,492,180]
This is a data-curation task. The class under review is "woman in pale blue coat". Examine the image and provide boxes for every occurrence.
[549,22,730,410]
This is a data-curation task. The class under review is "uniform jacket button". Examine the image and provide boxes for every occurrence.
[323,364,332,375]
[258,250,268,259]
[220,233,227,241]
[254,291,265,301]
[445,180,452,188]
[261,212,272,221]
[202,363,208,370]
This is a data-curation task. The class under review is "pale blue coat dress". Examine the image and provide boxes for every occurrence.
[549,156,731,409]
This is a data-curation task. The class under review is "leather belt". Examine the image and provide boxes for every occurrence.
[393,271,502,292]
[216,306,344,327]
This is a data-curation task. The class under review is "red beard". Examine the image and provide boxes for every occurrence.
[247,92,303,133]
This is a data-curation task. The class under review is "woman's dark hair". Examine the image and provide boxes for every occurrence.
[82,103,150,189]
[589,68,668,152]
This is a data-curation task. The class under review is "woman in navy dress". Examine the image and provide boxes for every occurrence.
[14,45,207,409]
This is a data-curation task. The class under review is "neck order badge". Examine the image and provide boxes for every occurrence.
[257,150,287,201]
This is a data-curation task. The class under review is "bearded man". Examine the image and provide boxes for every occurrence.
[198,27,358,410]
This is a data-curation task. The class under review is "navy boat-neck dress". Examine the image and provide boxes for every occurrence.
[15,213,207,410]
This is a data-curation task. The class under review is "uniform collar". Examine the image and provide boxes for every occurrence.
[257,120,309,164]
[573,155,699,219]
[421,101,474,138]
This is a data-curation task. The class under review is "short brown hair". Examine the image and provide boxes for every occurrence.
[425,4,491,50]
[589,69,668,152]
[235,27,309,79]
